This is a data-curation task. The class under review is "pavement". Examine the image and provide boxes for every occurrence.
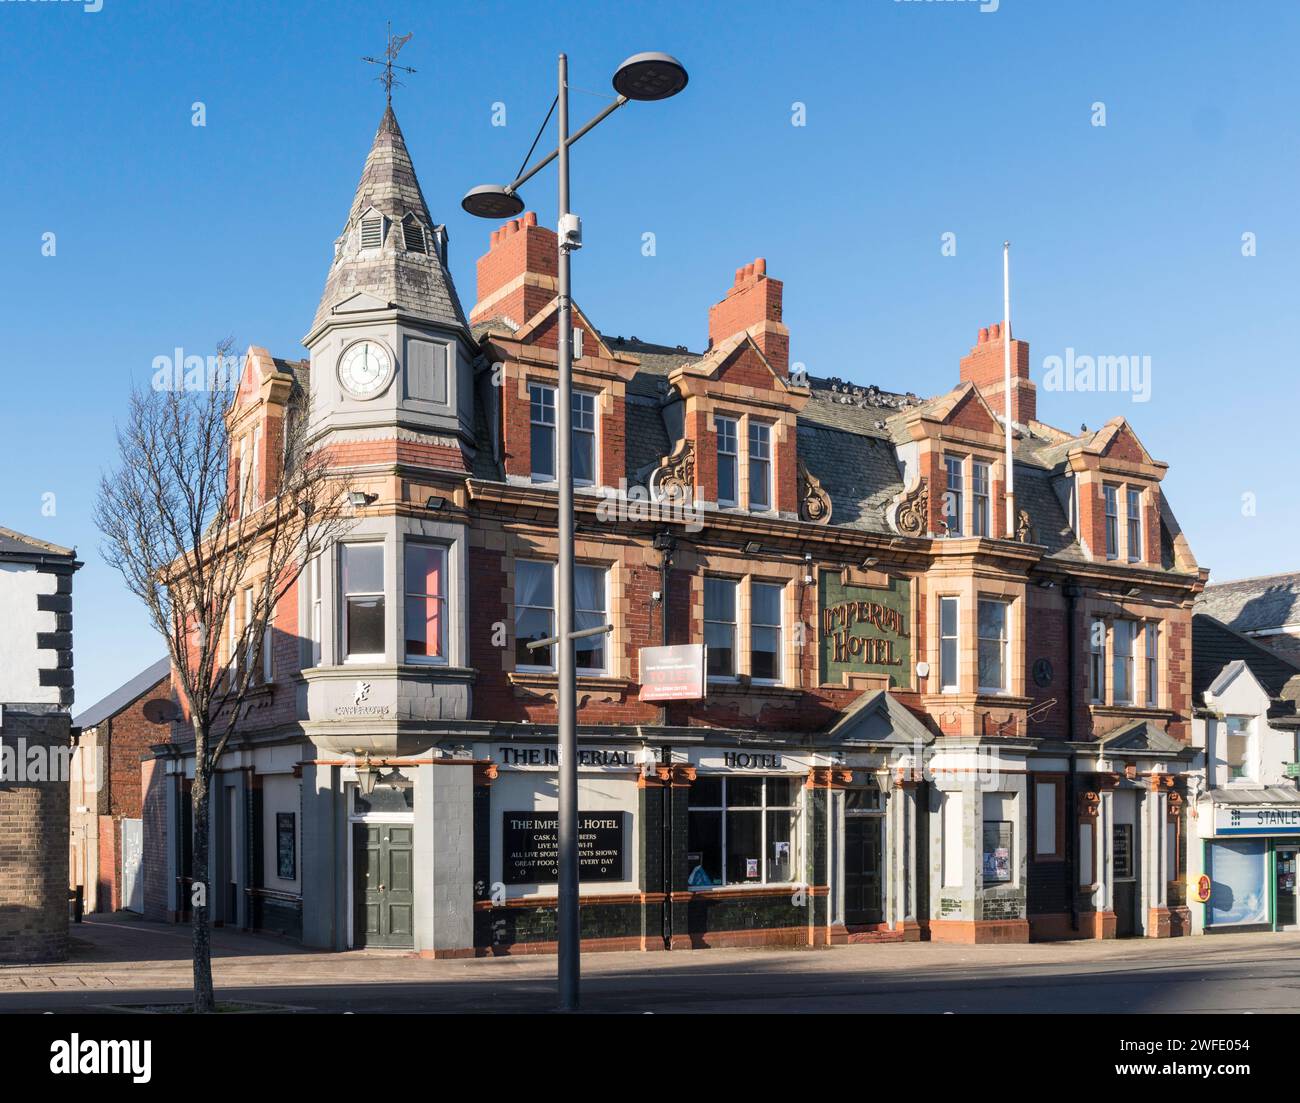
[2,913,1299,1013]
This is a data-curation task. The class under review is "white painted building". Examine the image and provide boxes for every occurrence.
[1187,613,1300,934]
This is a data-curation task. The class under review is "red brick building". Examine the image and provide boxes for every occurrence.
[71,657,172,914]
[147,105,1206,954]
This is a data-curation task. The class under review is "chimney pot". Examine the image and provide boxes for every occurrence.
[523,211,537,227]
[978,327,988,344]
[754,257,766,278]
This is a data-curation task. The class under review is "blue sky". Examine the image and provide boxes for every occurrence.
[3,0,1296,709]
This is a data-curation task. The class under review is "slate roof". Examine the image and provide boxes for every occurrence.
[73,657,171,731]
[0,526,76,563]
[1197,571,1300,633]
[311,106,468,335]
[1192,612,1300,716]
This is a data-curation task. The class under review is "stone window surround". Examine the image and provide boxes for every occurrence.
[923,574,1025,700]
[693,559,805,690]
[1080,596,1166,712]
[517,366,615,490]
[526,378,602,488]
[499,532,626,682]
[937,449,1004,540]
[299,514,469,671]
[705,403,785,516]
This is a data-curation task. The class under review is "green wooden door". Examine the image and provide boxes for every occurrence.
[353,823,415,948]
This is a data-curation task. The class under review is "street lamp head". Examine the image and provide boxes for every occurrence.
[461,184,525,219]
[612,51,688,101]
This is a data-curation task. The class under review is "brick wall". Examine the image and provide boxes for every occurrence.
[0,711,71,962]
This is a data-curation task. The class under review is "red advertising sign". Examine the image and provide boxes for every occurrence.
[639,644,707,702]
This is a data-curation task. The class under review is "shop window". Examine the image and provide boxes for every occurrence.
[686,775,800,887]
[1225,715,1254,781]
[404,544,447,663]
[750,581,783,683]
[747,421,772,511]
[341,543,385,661]
[976,597,1009,693]
[1208,839,1269,927]
[1126,487,1143,562]
[972,460,991,537]
[1112,619,1136,705]
[1103,484,1119,559]
[1088,618,1106,703]
[716,415,738,506]
[1145,621,1159,707]
[982,820,1013,883]
[704,577,738,679]
[943,455,964,536]
[939,595,959,692]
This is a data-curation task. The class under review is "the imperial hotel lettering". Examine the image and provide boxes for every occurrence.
[822,599,906,665]
[498,746,635,768]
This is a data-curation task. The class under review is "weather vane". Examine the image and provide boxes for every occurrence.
[362,22,415,105]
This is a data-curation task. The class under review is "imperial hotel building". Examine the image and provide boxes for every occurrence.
[144,107,1207,954]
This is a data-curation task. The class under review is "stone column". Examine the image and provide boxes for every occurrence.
[415,761,474,958]
[300,760,342,950]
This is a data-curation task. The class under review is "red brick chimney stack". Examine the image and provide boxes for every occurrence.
[707,257,788,376]
[470,211,558,327]
[959,323,1036,425]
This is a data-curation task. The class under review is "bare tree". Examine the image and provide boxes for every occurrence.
[96,341,353,1012]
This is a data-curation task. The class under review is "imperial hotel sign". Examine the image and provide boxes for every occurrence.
[819,571,911,687]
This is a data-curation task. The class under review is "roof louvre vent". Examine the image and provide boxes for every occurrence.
[359,214,385,250]
[402,217,427,254]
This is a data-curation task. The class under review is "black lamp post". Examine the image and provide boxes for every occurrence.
[462,50,687,1012]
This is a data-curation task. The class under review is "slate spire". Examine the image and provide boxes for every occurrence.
[311,105,467,335]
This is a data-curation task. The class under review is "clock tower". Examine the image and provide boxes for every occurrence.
[303,104,476,457]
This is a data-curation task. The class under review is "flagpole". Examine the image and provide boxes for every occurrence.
[1002,241,1014,538]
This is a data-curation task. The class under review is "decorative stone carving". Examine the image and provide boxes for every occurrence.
[650,439,695,502]
[797,460,832,524]
[891,476,929,537]
[1016,508,1034,543]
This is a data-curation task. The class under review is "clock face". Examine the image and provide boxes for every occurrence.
[338,340,393,399]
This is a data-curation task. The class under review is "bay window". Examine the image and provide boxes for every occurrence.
[687,775,800,887]
[750,581,783,683]
[747,421,772,511]
[939,595,959,692]
[716,415,738,506]
[404,544,447,663]
[341,543,385,661]
[704,577,738,679]
[306,554,322,668]
[977,597,1009,693]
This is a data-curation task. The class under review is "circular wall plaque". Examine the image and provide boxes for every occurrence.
[1032,657,1054,687]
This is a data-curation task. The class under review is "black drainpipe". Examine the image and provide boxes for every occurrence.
[654,531,676,950]
[1064,579,1081,932]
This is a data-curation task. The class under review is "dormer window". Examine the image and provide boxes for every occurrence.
[402,215,427,254]
[359,212,385,251]
[1103,484,1120,558]
[943,455,964,536]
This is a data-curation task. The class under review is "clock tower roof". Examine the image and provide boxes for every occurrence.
[310,104,468,338]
